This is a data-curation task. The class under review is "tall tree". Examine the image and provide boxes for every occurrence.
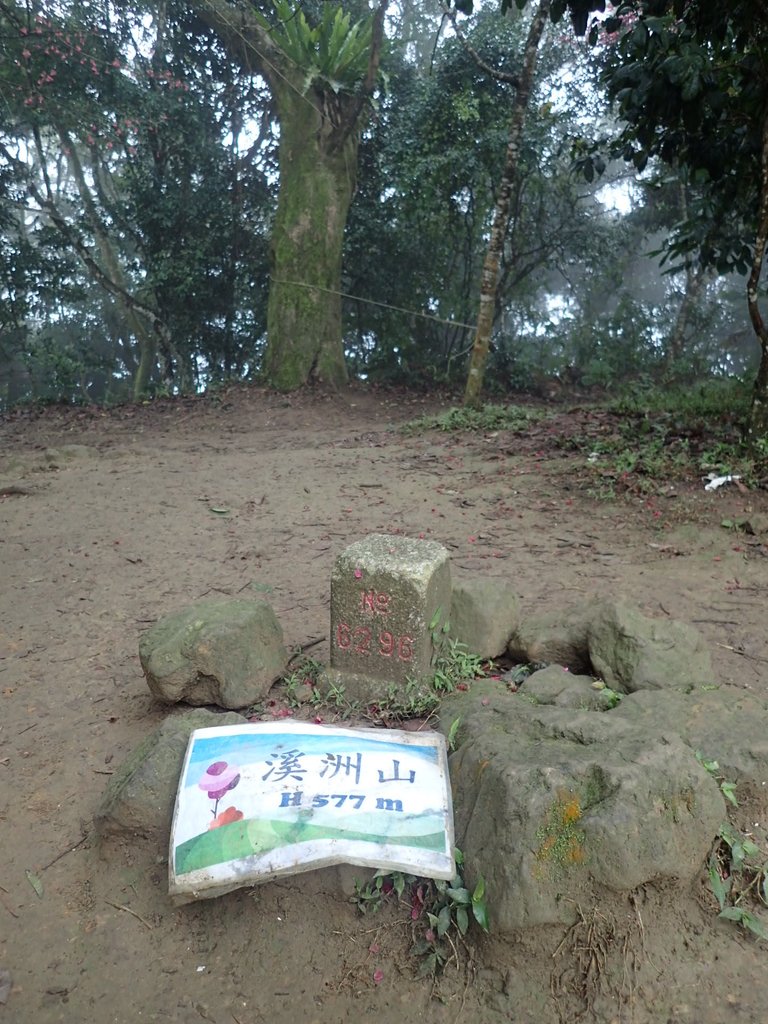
[460,0,552,407]
[0,0,272,399]
[594,0,768,438]
[192,0,388,390]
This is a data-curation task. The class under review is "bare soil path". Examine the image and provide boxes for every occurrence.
[1,385,767,1024]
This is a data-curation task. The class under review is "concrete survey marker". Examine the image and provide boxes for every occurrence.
[327,534,451,701]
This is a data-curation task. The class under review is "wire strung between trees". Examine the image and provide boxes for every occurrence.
[270,276,477,331]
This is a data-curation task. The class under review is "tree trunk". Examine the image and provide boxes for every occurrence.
[746,110,768,443]
[54,126,162,400]
[665,183,705,379]
[190,0,388,393]
[665,263,704,375]
[264,83,358,390]
[463,0,551,409]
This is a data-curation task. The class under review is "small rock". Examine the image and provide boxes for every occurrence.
[96,708,246,841]
[588,599,714,692]
[508,605,592,671]
[139,598,289,709]
[450,578,520,659]
[522,665,613,711]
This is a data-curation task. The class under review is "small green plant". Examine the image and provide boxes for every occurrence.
[354,849,489,975]
[373,677,443,720]
[429,605,486,687]
[433,638,486,692]
[368,621,486,722]
[708,825,768,941]
[320,679,361,717]
[590,679,623,709]
[447,716,462,751]
[698,753,768,940]
[695,751,739,807]
[279,657,324,709]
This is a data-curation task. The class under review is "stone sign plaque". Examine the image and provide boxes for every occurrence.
[169,721,455,902]
[328,535,451,698]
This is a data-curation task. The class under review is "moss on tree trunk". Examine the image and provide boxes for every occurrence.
[264,83,358,391]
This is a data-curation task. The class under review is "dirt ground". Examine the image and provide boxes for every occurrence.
[2,384,768,1024]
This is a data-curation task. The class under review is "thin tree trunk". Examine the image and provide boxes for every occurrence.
[666,264,704,373]
[24,126,169,400]
[746,110,768,443]
[463,0,551,409]
[56,128,161,400]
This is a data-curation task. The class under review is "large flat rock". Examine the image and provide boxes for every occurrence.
[440,681,725,932]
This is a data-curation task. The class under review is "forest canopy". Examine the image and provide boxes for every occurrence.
[1,0,767,436]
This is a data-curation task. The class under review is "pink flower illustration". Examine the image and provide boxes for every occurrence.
[198,761,241,818]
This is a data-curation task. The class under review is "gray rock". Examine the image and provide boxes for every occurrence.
[588,599,714,693]
[521,665,615,711]
[139,599,289,709]
[440,681,725,932]
[508,597,714,694]
[744,513,768,535]
[97,709,246,841]
[611,687,768,789]
[508,604,592,671]
[449,578,519,659]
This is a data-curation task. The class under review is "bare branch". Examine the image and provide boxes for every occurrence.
[192,0,286,88]
[442,5,520,86]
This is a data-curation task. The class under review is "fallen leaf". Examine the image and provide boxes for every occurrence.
[25,870,43,899]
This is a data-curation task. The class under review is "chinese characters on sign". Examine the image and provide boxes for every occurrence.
[273,750,417,813]
[169,722,454,903]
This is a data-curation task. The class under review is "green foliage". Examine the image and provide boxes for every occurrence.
[590,679,623,708]
[608,378,751,422]
[354,848,489,975]
[285,629,486,724]
[0,0,273,402]
[279,657,325,708]
[344,10,613,389]
[370,638,487,722]
[590,1,768,275]
[256,0,375,94]
[569,380,768,496]
[695,751,739,809]
[698,751,768,939]
[2,0,759,407]
[709,826,768,942]
[446,716,462,751]
[401,403,543,434]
